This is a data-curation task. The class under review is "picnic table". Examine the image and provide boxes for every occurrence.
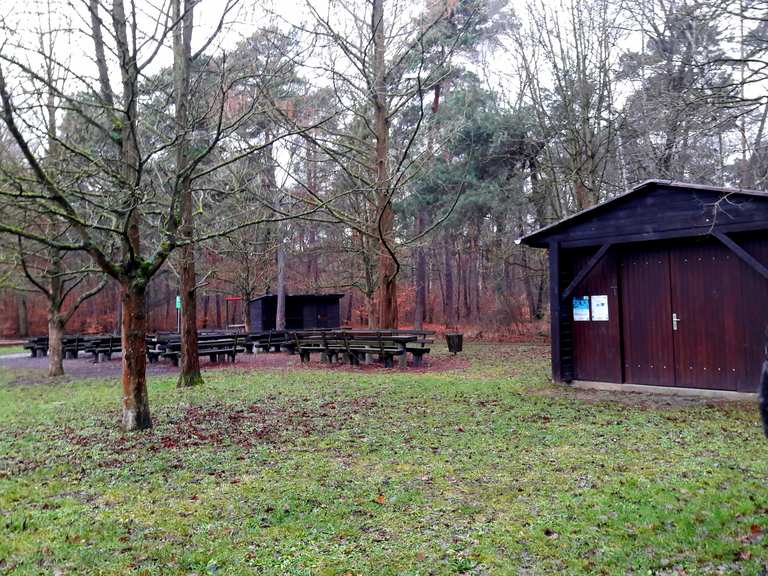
[291,329,434,367]
[161,337,245,366]
[146,331,245,365]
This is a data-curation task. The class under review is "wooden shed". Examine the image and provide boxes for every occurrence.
[520,180,768,393]
[248,293,343,332]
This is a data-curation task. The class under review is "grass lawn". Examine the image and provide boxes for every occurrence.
[1,343,766,575]
[0,346,24,356]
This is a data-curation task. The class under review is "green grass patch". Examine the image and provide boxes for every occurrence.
[1,343,766,575]
[0,346,24,356]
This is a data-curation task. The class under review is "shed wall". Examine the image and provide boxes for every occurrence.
[561,235,768,392]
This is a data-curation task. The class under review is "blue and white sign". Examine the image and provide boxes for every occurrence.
[573,296,590,321]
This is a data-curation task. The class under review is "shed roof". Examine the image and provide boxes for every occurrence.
[519,180,768,248]
[249,293,344,303]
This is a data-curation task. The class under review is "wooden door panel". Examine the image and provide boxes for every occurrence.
[736,236,768,392]
[620,246,676,386]
[670,242,742,390]
[570,249,622,382]
[620,247,676,385]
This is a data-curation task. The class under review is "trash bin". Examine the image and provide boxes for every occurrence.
[445,333,463,354]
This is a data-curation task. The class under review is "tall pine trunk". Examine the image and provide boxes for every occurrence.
[372,0,398,328]
[414,209,427,329]
[121,283,151,430]
[276,237,286,330]
[443,237,454,327]
[174,0,202,387]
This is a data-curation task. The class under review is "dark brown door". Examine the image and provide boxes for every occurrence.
[571,249,622,382]
[620,246,676,386]
[669,242,743,390]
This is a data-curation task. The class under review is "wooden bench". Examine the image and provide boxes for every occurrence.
[24,336,49,358]
[346,337,406,368]
[246,330,290,353]
[25,334,109,360]
[294,332,407,368]
[405,338,433,366]
[85,335,122,363]
[343,330,432,367]
[62,335,95,359]
[162,337,244,366]
[147,331,241,363]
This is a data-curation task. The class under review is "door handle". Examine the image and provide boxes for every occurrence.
[672,313,680,331]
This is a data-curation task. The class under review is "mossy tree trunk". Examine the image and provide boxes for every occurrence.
[120,281,151,430]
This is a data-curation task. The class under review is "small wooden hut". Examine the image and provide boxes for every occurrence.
[520,180,768,392]
[248,293,343,332]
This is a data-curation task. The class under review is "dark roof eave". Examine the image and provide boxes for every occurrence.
[248,293,345,303]
[517,179,768,249]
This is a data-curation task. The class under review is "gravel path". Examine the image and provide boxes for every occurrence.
[0,348,463,385]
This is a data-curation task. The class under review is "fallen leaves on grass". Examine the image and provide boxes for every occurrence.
[54,396,379,462]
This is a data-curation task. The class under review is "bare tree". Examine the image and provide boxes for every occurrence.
[513,0,624,212]
[14,237,106,376]
[172,0,202,387]
[0,0,316,430]
[278,0,476,327]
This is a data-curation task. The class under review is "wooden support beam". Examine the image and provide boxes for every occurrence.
[561,243,612,301]
[713,231,768,281]
[548,240,563,383]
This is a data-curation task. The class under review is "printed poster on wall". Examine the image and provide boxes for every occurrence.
[573,296,590,321]
[591,295,609,321]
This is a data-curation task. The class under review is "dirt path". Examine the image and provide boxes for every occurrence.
[0,349,466,385]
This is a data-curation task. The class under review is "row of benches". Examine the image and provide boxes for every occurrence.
[25,328,436,367]
[24,335,121,362]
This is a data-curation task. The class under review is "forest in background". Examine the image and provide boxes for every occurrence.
[1,0,767,339]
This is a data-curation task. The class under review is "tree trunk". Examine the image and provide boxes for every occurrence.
[276,238,286,330]
[443,237,454,328]
[425,253,433,324]
[472,232,481,321]
[366,293,376,328]
[115,288,122,334]
[377,212,399,328]
[17,295,28,337]
[174,0,201,388]
[178,250,202,387]
[242,294,252,332]
[306,139,320,288]
[414,210,427,329]
[372,0,398,329]
[121,283,151,431]
[47,313,64,378]
[521,247,538,321]
[574,181,590,211]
